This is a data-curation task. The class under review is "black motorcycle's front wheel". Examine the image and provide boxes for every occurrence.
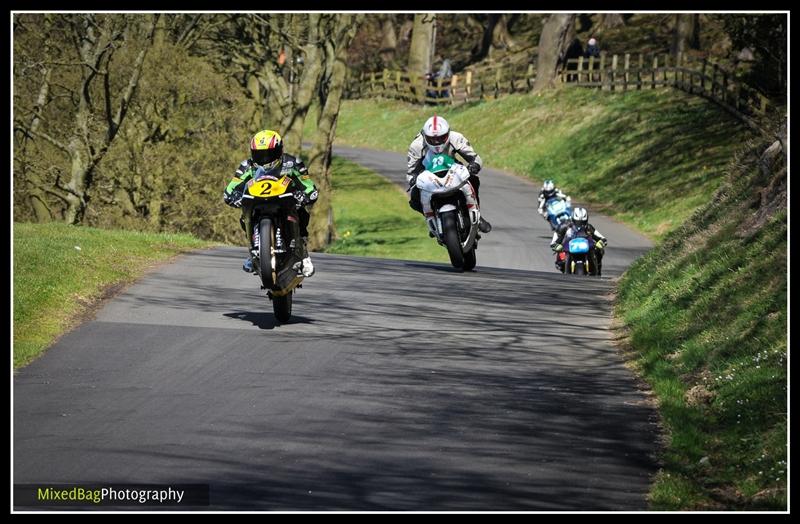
[463,246,477,271]
[575,259,586,275]
[273,292,292,323]
[258,218,275,289]
[441,212,464,270]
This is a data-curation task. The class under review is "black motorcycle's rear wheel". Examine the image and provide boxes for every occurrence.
[273,292,292,323]
[259,218,275,289]
[441,212,464,270]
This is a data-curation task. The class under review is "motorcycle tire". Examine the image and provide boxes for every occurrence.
[273,292,292,323]
[441,212,464,270]
[463,246,477,271]
[575,260,586,275]
[259,218,276,289]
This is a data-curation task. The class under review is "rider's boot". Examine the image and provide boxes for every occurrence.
[478,216,492,233]
[300,237,315,277]
[243,256,254,273]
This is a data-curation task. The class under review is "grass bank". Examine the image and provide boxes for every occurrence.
[327,87,753,240]
[615,125,787,510]
[13,223,214,368]
[324,156,447,263]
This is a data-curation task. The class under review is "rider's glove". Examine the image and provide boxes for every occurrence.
[224,189,243,208]
[552,243,563,252]
[408,174,418,190]
[467,162,481,175]
[595,240,605,250]
[294,190,309,207]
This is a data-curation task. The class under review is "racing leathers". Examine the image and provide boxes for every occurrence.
[551,222,607,275]
[223,153,318,275]
[407,131,489,232]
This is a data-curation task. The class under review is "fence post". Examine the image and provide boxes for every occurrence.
[450,74,458,105]
[611,54,618,91]
[527,63,535,91]
[466,70,473,101]
[677,52,684,89]
[623,53,630,91]
[577,56,584,84]
[652,55,658,89]
[588,55,595,84]
[760,95,768,114]
[599,53,606,89]
[701,58,707,93]
[722,71,729,106]
[663,54,670,85]
[495,67,501,97]
[382,68,389,96]
[637,54,643,90]
[395,71,401,98]
[711,63,719,98]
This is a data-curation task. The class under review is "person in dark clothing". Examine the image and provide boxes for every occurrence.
[551,207,607,275]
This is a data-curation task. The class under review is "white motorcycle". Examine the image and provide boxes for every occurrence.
[416,154,480,271]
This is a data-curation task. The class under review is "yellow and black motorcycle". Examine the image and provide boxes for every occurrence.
[240,170,306,322]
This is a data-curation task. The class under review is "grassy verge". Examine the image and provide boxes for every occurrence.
[615,127,787,510]
[13,223,215,368]
[325,87,753,241]
[324,156,447,263]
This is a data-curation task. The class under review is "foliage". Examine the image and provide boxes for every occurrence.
[13,222,214,368]
[714,14,787,99]
[615,120,787,509]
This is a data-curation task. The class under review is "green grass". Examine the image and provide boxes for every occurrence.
[325,87,753,241]
[615,128,787,510]
[13,223,215,368]
[324,156,447,263]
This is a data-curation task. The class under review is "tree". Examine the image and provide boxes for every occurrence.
[14,14,158,224]
[717,14,787,99]
[671,14,700,57]
[408,14,435,78]
[379,14,398,66]
[533,14,576,92]
[598,13,625,30]
[305,14,364,249]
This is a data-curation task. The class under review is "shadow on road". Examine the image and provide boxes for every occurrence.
[223,311,315,330]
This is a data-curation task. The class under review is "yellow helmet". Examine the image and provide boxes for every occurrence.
[249,130,284,171]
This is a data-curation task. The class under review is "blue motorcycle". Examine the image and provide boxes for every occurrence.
[564,234,599,276]
[545,197,573,231]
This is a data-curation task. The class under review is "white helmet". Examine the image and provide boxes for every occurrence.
[572,207,589,227]
[422,115,450,154]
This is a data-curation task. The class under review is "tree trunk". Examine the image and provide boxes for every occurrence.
[306,15,361,250]
[599,13,625,30]
[408,14,434,77]
[379,15,397,66]
[533,14,576,92]
[671,14,700,56]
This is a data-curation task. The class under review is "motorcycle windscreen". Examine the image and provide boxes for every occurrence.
[568,237,590,254]
[547,199,567,215]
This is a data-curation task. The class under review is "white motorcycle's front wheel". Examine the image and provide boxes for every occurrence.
[441,211,464,270]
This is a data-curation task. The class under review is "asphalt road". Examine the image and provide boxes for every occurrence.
[14,147,658,511]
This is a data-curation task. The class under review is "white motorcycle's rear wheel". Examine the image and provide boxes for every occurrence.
[441,211,464,270]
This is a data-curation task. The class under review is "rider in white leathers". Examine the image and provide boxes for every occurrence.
[407,115,491,233]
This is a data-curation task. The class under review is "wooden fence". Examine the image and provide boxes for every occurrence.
[347,51,773,132]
